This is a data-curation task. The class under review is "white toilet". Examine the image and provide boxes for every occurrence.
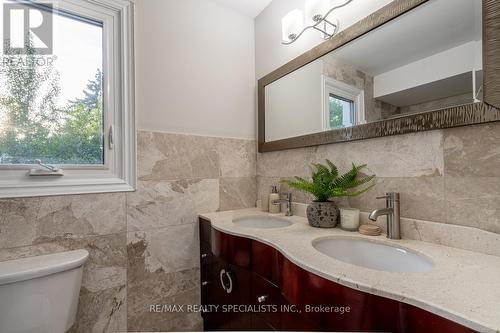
[0,250,89,333]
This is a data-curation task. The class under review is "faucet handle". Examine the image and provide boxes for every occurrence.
[376,192,400,201]
[280,192,292,200]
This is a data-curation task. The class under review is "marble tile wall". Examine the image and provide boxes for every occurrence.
[127,130,256,331]
[0,193,128,332]
[257,122,500,234]
[0,130,257,332]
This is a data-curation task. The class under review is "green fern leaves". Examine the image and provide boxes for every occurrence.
[282,160,375,202]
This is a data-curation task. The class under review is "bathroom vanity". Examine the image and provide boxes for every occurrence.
[199,210,500,332]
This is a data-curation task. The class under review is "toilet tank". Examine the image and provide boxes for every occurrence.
[0,250,89,333]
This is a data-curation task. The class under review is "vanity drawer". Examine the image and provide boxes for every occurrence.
[199,218,212,244]
[250,273,283,330]
[211,228,251,269]
[251,240,280,286]
[278,256,302,306]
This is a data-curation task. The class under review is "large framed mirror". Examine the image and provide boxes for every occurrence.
[258,0,500,152]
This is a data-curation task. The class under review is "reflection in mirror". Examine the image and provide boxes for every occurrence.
[265,0,482,142]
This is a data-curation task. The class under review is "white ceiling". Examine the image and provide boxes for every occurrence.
[212,0,273,18]
[332,0,482,76]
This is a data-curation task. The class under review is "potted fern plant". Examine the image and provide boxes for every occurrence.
[282,160,375,228]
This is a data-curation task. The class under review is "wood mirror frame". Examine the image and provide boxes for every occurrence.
[258,0,500,153]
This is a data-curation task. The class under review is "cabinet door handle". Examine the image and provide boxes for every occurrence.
[257,295,269,303]
[219,269,233,294]
[202,281,209,286]
[201,253,208,258]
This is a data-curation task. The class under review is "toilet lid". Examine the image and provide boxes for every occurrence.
[0,250,89,286]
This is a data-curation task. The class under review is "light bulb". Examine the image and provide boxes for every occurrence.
[305,0,329,25]
[281,9,304,43]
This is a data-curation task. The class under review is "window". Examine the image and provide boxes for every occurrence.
[1,7,104,165]
[329,94,354,129]
[0,0,136,198]
[322,75,365,130]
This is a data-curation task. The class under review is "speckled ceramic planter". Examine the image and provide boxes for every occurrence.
[306,201,339,228]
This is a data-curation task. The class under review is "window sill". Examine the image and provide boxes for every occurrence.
[0,167,136,198]
[0,177,135,199]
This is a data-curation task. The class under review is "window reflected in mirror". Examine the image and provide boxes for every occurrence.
[264,0,482,142]
[329,94,354,130]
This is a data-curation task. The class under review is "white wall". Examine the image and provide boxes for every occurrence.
[135,0,256,139]
[255,0,393,79]
[374,41,483,97]
[265,61,323,141]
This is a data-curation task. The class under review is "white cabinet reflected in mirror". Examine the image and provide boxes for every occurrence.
[264,0,483,142]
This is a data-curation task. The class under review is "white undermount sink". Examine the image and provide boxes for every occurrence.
[313,237,434,272]
[233,216,292,229]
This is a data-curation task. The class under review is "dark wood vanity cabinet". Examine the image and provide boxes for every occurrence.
[199,218,476,332]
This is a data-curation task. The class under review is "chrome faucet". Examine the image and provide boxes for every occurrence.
[369,192,401,240]
[272,193,293,216]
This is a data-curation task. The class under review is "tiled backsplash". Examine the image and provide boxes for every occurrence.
[257,122,500,234]
[0,130,257,332]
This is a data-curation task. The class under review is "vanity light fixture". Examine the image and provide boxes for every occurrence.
[281,0,353,45]
[282,9,305,44]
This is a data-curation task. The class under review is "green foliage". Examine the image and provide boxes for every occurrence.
[0,42,103,165]
[282,160,375,202]
[70,69,103,110]
[329,98,344,129]
[44,99,104,164]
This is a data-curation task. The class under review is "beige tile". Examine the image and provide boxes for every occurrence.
[257,147,319,178]
[445,196,500,234]
[127,224,199,275]
[68,285,126,333]
[445,176,500,201]
[444,176,500,233]
[0,233,127,293]
[162,312,203,332]
[126,218,202,331]
[0,197,40,249]
[395,216,500,256]
[0,193,126,248]
[76,234,127,293]
[137,130,220,181]
[316,131,444,178]
[0,242,65,261]
[35,193,126,242]
[126,224,200,331]
[127,287,201,332]
[217,138,256,178]
[127,179,219,231]
[313,144,350,172]
[219,177,257,211]
[127,267,199,317]
[349,177,445,222]
[444,122,500,177]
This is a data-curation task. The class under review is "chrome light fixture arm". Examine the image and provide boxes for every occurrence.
[282,0,353,45]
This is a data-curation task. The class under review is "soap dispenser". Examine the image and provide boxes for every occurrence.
[268,185,280,214]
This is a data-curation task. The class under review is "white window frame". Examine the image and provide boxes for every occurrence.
[321,75,365,130]
[0,0,136,198]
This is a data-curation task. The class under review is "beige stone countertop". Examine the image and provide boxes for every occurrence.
[200,208,500,333]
